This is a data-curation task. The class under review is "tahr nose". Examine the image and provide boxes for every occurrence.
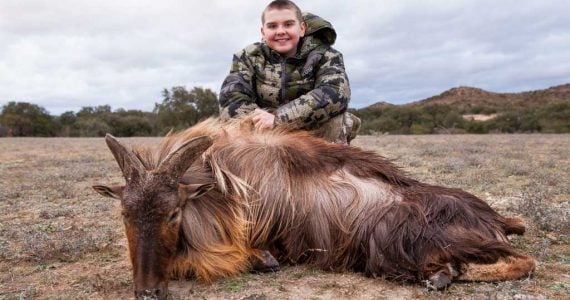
[135,288,167,300]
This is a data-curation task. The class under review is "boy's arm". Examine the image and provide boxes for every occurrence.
[219,50,260,120]
[274,48,350,129]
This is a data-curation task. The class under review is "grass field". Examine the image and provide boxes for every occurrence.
[1,134,568,299]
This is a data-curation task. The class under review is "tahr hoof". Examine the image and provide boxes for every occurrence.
[425,271,452,290]
[135,288,168,300]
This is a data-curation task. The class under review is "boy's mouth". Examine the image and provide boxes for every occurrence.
[274,38,290,43]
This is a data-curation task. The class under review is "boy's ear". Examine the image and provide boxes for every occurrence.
[300,21,306,37]
[93,185,124,199]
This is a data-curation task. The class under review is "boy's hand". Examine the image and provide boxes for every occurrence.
[252,109,276,131]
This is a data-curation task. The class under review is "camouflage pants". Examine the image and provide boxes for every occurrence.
[311,112,361,144]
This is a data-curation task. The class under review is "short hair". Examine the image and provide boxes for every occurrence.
[261,0,303,24]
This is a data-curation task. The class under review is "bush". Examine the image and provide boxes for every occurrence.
[0,102,59,136]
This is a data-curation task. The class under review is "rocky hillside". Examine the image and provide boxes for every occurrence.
[367,83,570,113]
[355,83,570,134]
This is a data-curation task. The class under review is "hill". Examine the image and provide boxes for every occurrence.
[416,84,569,112]
[368,83,570,113]
[354,84,570,134]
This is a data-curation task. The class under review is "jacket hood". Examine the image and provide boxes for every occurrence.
[296,12,337,60]
[302,12,337,45]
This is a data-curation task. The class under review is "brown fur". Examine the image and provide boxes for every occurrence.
[95,117,535,297]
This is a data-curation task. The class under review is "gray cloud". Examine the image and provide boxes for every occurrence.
[1,0,569,114]
[333,0,570,107]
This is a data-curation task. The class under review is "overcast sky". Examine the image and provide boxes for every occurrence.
[1,0,569,115]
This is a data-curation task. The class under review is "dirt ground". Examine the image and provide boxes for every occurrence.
[0,134,568,299]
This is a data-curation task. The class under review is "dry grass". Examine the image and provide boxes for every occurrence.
[0,135,568,299]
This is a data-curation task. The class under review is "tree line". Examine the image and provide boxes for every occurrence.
[352,101,570,134]
[0,86,219,137]
[2,86,569,137]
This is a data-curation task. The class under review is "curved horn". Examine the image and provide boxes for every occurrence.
[157,136,213,179]
[105,134,145,182]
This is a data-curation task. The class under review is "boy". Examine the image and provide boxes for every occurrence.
[219,0,360,144]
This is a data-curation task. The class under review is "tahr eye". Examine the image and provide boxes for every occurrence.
[168,208,181,224]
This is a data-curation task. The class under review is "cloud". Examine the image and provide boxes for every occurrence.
[1,0,569,114]
[335,0,570,105]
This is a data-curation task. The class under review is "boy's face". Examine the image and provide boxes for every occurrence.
[261,8,306,57]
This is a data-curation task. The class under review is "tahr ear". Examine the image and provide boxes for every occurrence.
[179,183,215,201]
[93,185,124,199]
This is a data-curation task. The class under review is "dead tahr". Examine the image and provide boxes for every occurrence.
[93,118,535,299]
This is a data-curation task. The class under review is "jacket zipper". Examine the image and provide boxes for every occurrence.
[280,59,286,104]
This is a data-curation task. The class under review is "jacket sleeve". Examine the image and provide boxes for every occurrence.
[274,48,350,129]
[218,49,260,121]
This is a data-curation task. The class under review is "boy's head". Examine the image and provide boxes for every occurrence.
[261,0,306,57]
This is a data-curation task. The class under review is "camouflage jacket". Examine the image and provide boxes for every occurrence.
[219,13,350,129]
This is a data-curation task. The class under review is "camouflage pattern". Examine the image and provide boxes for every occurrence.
[219,13,352,132]
[311,111,361,144]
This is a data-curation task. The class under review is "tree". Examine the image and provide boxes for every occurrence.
[192,87,219,119]
[108,109,156,137]
[76,105,112,119]
[76,118,112,137]
[0,102,58,136]
[538,102,570,133]
[70,106,157,137]
[73,105,114,137]
[57,111,79,136]
[154,86,219,132]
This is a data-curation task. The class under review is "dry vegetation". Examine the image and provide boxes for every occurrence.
[1,134,568,299]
